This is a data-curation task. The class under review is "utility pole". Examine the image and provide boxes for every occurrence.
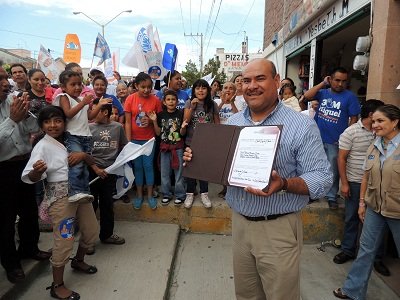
[185,33,203,73]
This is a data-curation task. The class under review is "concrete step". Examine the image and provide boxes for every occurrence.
[115,183,345,243]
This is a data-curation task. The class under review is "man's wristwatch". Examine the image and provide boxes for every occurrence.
[281,178,288,192]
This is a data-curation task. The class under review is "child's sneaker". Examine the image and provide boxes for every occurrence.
[174,198,184,206]
[161,196,172,206]
[132,198,143,210]
[184,193,194,209]
[200,193,212,208]
[148,197,158,210]
[101,234,125,245]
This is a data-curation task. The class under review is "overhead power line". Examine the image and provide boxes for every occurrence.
[197,0,203,34]
[205,0,223,55]
[214,24,241,36]
[189,0,192,33]
[204,0,216,39]
[0,29,131,51]
[227,0,256,52]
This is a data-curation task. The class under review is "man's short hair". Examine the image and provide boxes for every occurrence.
[10,63,27,74]
[360,99,384,119]
[330,67,348,77]
[93,98,112,117]
[90,68,104,77]
[267,60,277,78]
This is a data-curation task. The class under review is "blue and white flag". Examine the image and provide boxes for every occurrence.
[90,138,155,199]
[162,43,178,72]
[93,33,111,66]
[201,73,215,85]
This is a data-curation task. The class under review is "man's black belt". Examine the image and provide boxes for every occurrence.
[241,212,292,221]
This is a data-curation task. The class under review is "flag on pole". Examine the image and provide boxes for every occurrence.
[112,49,120,72]
[90,138,155,199]
[162,43,178,71]
[37,45,61,82]
[201,73,215,85]
[122,24,167,79]
[153,27,162,53]
[93,33,111,66]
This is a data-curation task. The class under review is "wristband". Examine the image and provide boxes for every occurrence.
[359,202,366,207]
[281,178,288,192]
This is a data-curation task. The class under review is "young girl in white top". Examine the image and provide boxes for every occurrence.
[22,106,98,300]
[279,83,302,112]
[54,70,110,203]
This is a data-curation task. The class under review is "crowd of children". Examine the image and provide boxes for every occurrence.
[4,63,308,299]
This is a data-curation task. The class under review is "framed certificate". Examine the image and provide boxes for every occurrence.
[183,123,282,190]
[228,126,281,190]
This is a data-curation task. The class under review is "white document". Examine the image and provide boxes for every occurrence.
[228,126,281,190]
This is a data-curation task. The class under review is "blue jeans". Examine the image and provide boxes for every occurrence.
[342,207,400,300]
[65,133,92,196]
[131,140,155,186]
[324,143,339,202]
[342,182,385,259]
[160,149,186,199]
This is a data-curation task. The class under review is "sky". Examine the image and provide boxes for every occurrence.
[0,0,265,76]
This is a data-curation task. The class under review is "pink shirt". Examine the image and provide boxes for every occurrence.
[52,85,95,103]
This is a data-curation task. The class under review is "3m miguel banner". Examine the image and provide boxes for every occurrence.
[63,34,81,63]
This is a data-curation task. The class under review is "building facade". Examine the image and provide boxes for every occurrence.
[215,48,263,81]
[0,48,36,70]
[263,0,400,105]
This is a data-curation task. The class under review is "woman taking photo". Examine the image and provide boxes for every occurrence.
[334,104,400,300]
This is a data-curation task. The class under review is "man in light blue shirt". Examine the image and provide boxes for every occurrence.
[185,59,332,299]
[0,67,51,283]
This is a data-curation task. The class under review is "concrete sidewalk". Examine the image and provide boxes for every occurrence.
[1,221,398,300]
[1,222,179,300]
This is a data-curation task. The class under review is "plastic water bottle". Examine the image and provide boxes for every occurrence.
[136,103,145,127]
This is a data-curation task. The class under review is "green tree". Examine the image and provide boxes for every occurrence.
[181,59,200,87]
[202,57,227,84]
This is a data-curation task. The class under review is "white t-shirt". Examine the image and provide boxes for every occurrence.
[21,134,68,184]
[54,93,91,136]
[214,99,236,125]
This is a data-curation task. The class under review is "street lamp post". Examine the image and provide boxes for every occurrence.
[73,10,132,38]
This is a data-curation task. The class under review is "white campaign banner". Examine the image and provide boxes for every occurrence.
[37,45,61,82]
[90,138,155,199]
